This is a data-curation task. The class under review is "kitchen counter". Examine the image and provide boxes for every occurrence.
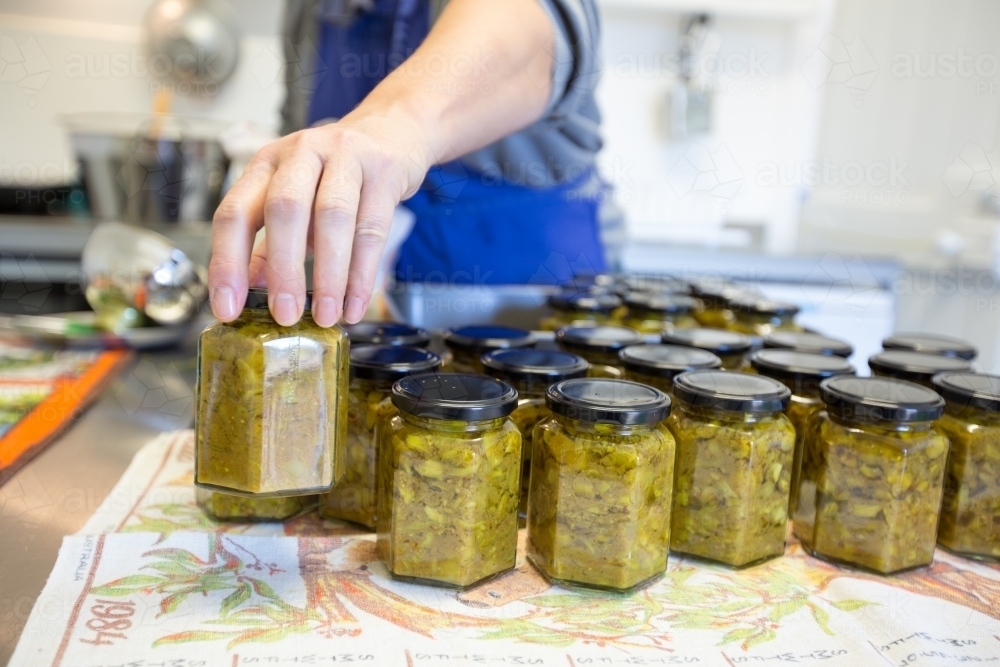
[0,338,198,667]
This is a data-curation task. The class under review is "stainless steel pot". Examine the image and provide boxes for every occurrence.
[63,112,230,225]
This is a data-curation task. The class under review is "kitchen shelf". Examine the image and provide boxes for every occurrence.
[597,0,822,20]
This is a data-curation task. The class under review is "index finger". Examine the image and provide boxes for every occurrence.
[209,152,277,321]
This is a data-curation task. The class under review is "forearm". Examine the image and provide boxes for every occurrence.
[351,0,555,167]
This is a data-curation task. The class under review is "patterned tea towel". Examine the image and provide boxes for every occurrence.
[9,431,1000,666]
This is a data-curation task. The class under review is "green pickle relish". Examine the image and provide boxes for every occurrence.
[528,378,675,591]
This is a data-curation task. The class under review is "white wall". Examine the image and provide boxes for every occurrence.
[0,0,284,187]
[595,0,834,253]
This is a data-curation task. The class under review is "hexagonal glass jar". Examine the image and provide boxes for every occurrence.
[376,373,522,589]
[933,372,1000,562]
[667,370,795,568]
[794,376,948,574]
[195,289,349,497]
[320,345,441,528]
[527,379,675,591]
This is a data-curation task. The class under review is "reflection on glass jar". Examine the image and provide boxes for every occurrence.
[528,378,675,591]
[868,350,971,389]
[481,348,589,519]
[620,344,721,396]
[750,349,855,513]
[195,289,349,497]
[321,345,441,528]
[540,291,623,332]
[794,376,948,574]
[196,487,315,522]
[668,370,794,568]
[763,331,854,358]
[377,374,521,589]
[882,333,978,361]
[661,327,752,371]
[442,325,533,373]
[728,297,801,337]
[621,292,699,334]
[556,325,643,379]
[933,372,1000,562]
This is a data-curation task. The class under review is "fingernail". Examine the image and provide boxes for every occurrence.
[344,296,366,324]
[272,293,299,326]
[313,297,339,327]
[212,286,236,320]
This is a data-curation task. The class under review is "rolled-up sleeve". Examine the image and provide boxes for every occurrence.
[534,0,601,118]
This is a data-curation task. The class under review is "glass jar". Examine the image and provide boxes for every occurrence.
[622,292,700,333]
[442,325,533,373]
[668,371,794,567]
[195,288,349,497]
[750,350,855,513]
[620,344,721,395]
[556,325,643,379]
[728,297,802,337]
[527,379,675,591]
[320,345,441,528]
[540,292,623,331]
[932,372,1000,561]
[689,280,742,328]
[481,349,589,518]
[868,350,972,389]
[614,274,690,297]
[794,376,948,574]
[883,333,978,361]
[661,327,752,371]
[376,373,521,589]
[763,331,854,358]
[344,321,431,348]
[196,488,315,522]
[560,275,617,294]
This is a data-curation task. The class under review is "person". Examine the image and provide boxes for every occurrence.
[209,0,605,328]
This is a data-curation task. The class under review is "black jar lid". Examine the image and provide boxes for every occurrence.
[556,325,644,354]
[820,375,944,423]
[673,370,791,413]
[548,291,622,313]
[661,327,752,356]
[619,344,722,379]
[882,333,978,360]
[932,372,1000,412]
[245,287,312,312]
[443,325,534,353]
[481,348,589,386]
[560,276,615,295]
[623,291,698,315]
[728,296,800,317]
[391,373,518,421]
[546,378,671,425]
[868,350,972,383]
[350,345,441,382]
[689,279,745,303]
[750,350,854,394]
[763,331,854,357]
[344,321,431,347]
[615,274,690,295]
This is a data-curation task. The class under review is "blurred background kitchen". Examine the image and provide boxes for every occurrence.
[1,0,999,372]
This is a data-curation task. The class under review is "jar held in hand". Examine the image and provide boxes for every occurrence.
[195,288,349,497]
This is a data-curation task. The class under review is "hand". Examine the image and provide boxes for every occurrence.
[208,107,432,327]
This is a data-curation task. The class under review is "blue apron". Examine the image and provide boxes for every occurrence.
[309,0,606,285]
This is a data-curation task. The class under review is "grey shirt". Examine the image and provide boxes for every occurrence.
[280,0,602,188]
